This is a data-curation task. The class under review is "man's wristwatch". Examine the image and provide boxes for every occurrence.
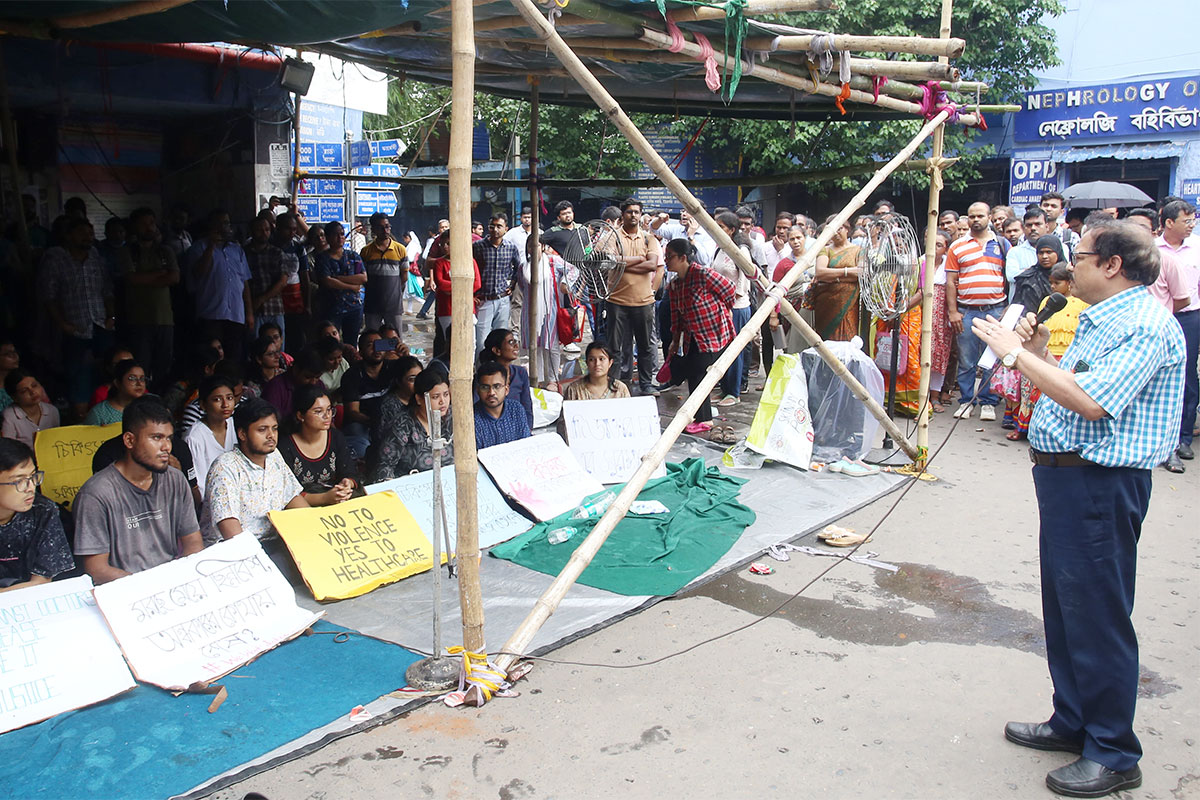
[1001,348,1023,369]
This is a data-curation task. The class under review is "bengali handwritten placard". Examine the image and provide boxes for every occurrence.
[34,423,120,510]
[269,491,441,602]
[92,535,322,690]
[366,469,531,550]
[0,576,135,733]
[477,433,604,521]
[561,397,667,484]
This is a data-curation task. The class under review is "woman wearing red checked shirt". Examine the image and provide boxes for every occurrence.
[664,237,736,434]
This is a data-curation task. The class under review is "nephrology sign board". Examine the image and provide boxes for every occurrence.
[1015,76,1200,143]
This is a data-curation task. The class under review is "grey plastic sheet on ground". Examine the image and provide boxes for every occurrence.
[179,440,907,799]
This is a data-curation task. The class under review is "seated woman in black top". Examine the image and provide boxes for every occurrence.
[276,383,360,506]
[0,438,74,591]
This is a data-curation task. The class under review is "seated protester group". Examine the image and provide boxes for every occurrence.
[84,359,149,426]
[200,398,308,543]
[563,341,631,400]
[2,368,61,448]
[370,367,453,482]
[0,439,74,592]
[184,373,238,496]
[277,384,360,507]
[474,361,531,449]
[262,345,325,420]
[74,397,203,584]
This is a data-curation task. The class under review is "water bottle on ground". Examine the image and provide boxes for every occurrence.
[571,491,616,520]
[546,526,578,545]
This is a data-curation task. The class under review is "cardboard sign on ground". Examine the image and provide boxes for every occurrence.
[0,576,136,733]
[92,535,322,690]
[270,491,442,601]
[561,396,667,484]
[366,469,530,551]
[477,433,604,521]
[34,423,121,510]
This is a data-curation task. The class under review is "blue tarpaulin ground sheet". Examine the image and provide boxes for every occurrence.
[0,621,420,800]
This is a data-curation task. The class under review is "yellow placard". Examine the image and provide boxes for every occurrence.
[34,423,121,510]
[268,491,444,602]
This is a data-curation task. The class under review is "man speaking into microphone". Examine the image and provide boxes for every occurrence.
[973,219,1185,799]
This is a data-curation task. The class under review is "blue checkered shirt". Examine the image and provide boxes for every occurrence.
[1029,285,1185,468]
[473,238,521,297]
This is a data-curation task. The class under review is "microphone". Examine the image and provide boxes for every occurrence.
[976,292,1068,369]
[1034,292,1068,326]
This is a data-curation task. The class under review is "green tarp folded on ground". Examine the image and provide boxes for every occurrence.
[490,458,755,596]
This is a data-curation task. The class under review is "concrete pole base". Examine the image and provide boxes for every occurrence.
[404,656,459,692]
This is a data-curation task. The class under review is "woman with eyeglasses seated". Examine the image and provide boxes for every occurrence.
[479,328,532,429]
[0,438,74,593]
[277,384,359,506]
[2,369,61,449]
[84,359,148,426]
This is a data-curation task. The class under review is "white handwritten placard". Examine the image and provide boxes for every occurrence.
[0,576,135,733]
[477,433,604,521]
[92,535,323,690]
[366,468,531,550]
[561,396,667,484]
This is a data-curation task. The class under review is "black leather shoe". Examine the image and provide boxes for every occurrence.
[1179,441,1195,460]
[1164,452,1186,473]
[1046,757,1142,798]
[1004,721,1083,753]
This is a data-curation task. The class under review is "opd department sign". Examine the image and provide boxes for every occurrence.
[1015,76,1200,142]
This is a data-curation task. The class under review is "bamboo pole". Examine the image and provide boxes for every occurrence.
[669,0,834,21]
[746,33,966,59]
[915,0,955,469]
[494,0,950,669]
[450,0,484,655]
[528,78,540,385]
[832,56,958,83]
[494,112,947,673]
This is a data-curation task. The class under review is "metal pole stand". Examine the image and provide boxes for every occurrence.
[404,402,459,692]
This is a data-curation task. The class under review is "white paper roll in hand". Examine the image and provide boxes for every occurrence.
[977,303,1027,370]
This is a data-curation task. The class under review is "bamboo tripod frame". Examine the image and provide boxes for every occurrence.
[492,0,952,673]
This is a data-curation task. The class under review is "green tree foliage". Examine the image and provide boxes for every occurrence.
[364,0,1062,191]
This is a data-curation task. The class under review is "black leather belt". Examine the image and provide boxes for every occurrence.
[479,289,513,301]
[1029,449,1094,467]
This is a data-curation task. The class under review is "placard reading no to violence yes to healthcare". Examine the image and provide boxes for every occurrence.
[270,491,444,601]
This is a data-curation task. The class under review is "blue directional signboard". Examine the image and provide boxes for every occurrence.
[352,163,403,189]
[354,190,398,217]
[349,140,372,169]
[296,197,347,223]
[297,172,345,196]
[368,139,406,159]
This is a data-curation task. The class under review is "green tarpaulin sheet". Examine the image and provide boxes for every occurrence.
[490,458,755,596]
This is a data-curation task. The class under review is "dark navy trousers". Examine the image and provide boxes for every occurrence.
[1032,463,1151,771]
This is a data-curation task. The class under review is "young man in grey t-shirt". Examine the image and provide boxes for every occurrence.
[74,397,203,583]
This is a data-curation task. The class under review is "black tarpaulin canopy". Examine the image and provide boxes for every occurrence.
[0,0,981,121]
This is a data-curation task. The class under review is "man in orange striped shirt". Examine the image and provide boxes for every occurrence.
[946,201,1008,420]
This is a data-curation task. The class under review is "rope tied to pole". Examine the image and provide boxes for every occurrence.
[871,75,889,103]
[664,15,721,93]
[656,0,748,101]
[444,646,511,706]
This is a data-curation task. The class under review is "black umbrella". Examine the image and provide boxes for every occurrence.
[1061,180,1154,209]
